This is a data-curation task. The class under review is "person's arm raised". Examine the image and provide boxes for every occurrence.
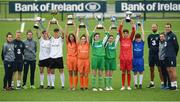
[130,19,136,41]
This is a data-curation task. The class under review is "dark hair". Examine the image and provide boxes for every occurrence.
[26,30,33,35]
[42,30,46,34]
[166,23,172,28]
[94,33,100,37]
[135,33,141,39]
[80,34,86,39]
[123,29,129,33]
[160,32,165,36]
[54,28,59,32]
[68,33,76,44]
[108,34,114,39]
[6,32,13,37]
[152,23,158,27]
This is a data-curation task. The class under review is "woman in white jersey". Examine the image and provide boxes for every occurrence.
[48,21,65,89]
[36,29,51,89]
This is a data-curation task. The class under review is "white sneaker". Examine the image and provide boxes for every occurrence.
[23,85,27,89]
[30,85,36,89]
[120,87,125,91]
[105,87,110,91]
[98,88,103,91]
[109,87,114,91]
[92,88,98,91]
[127,86,132,90]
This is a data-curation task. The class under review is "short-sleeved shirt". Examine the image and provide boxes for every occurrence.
[77,43,90,59]
[133,40,144,58]
[39,37,51,60]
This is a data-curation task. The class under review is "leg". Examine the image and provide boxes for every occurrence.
[73,70,78,89]
[59,69,65,88]
[105,70,110,88]
[3,62,8,89]
[30,61,36,86]
[80,72,84,89]
[23,61,29,86]
[8,62,14,88]
[98,69,103,90]
[121,70,126,87]
[68,70,73,89]
[134,72,138,86]
[127,70,131,87]
[51,69,55,88]
[109,70,114,90]
[150,66,155,83]
[47,68,51,87]
[158,66,164,84]
[39,67,44,86]
[84,73,89,89]
[92,69,97,89]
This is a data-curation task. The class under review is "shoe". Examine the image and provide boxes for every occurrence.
[80,88,84,91]
[92,88,98,91]
[30,85,36,89]
[85,88,88,90]
[50,86,55,89]
[22,85,27,89]
[61,86,64,90]
[16,86,21,90]
[120,87,125,91]
[98,88,103,91]
[109,87,114,91]
[39,85,44,89]
[147,83,155,88]
[160,84,165,89]
[127,86,132,90]
[134,84,138,89]
[139,84,142,89]
[46,86,50,89]
[170,86,178,91]
[105,87,110,91]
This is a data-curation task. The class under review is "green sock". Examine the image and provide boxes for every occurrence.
[105,77,109,87]
[92,75,96,88]
[98,76,103,88]
[109,77,112,87]
[104,77,106,88]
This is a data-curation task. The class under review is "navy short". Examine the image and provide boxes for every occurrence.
[49,57,64,69]
[165,57,176,67]
[14,60,23,72]
[133,58,144,73]
[148,55,160,67]
[39,58,51,68]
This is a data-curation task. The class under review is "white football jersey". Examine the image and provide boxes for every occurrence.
[39,37,51,60]
[49,37,64,58]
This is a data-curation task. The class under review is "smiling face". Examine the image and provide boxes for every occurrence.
[165,24,171,33]
[152,24,158,33]
[108,35,114,43]
[160,34,165,41]
[42,31,48,39]
[94,33,100,41]
[80,36,87,44]
[7,34,13,43]
[16,32,21,40]
[69,34,75,42]
[27,32,33,40]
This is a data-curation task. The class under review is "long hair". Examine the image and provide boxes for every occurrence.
[68,33,76,44]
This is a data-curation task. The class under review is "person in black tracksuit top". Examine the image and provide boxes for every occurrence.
[147,24,163,88]
[12,31,25,89]
[164,23,179,90]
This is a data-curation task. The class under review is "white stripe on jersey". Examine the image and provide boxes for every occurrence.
[49,37,63,58]
[39,37,51,60]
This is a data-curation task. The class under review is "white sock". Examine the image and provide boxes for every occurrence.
[174,81,177,88]
[11,81,14,87]
[51,74,55,87]
[171,82,174,87]
[60,73,65,87]
[47,74,51,86]
[17,80,21,87]
[161,82,164,85]
[40,73,44,86]
[134,75,137,85]
[139,74,143,85]
[150,81,154,85]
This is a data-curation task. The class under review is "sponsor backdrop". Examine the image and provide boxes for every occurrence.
[9,1,106,13]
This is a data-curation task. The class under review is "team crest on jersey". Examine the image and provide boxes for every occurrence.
[9,48,11,51]
[20,44,22,48]
[155,37,158,40]
[15,45,17,48]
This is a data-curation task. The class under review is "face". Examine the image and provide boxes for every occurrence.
[160,34,165,41]
[108,36,114,43]
[16,32,21,40]
[124,32,129,38]
[54,32,59,38]
[7,35,13,42]
[69,35,75,42]
[165,25,171,33]
[80,36,86,44]
[94,34,100,41]
[135,38,141,42]
[152,24,158,33]
[27,32,33,39]
[42,31,48,39]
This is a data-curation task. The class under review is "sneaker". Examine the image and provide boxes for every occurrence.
[105,87,110,91]
[46,86,50,89]
[109,87,114,91]
[92,88,98,91]
[39,85,44,89]
[50,86,55,89]
[147,83,155,88]
[22,85,27,89]
[85,88,88,90]
[30,85,36,89]
[170,86,178,91]
[72,88,76,91]
[134,84,138,89]
[127,86,132,90]
[61,86,65,90]
[98,88,103,91]
[16,86,21,90]
[139,84,142,89]
[160,84,165,89]
[120,86,125,91]
[80,88,84,91]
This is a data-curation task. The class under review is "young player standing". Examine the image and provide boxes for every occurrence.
[118,19,135,90]
[76,27,90,90]
[132,24,145,89]
[104,27,119,91]
[90,25,108,91]
[65,24,78,90]
[1,32,15,91]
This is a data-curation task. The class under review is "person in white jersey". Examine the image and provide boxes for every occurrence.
[48,21,65,89]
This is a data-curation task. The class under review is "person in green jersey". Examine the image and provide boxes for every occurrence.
[104,27,120,91]
[90,25,108,91]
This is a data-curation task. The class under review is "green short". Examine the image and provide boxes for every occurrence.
[105,58,116,71]
[91,56,105,70]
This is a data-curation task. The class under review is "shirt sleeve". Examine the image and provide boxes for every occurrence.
[1,44,6,61]
[115,34,120,48]
[130,26,136,40]
[102,32,109,46]
[172,34,179,56]
[89,32,94,45]
[118,24,123,41]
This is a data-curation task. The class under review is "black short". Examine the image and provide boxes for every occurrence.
[165,57,176,67]
[148,55,160,67]
[49,57,64,69]
[39,58,51,68]
[14,61,23,72]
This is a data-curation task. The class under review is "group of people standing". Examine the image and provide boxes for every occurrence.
[1,18,179,91]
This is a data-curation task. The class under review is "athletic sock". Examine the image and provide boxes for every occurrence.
[80,76,84,88]
[150,81,154,85]
[60,73,65,87]
[122,73,125,87]
[109,77,112,87]
[17,80,21,87]
[51,74,55,87]
[174,81,177,88]
[92,75,96,88]
[171,82,174,88]
[47,73,51,86]
[74,76,78,88]
[127,74,131,87]
[105,77,109,87]
[69,75,73,89]
[139,74,143,85]
[134,74,137,85]
[98,76,103,88]
[40,73,44,86]
[85,76,89,88]
[11,81,14,87]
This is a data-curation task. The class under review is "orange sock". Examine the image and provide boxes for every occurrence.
[85,76,89,88]
[69,76,73,89]
[74,76,78,88]
[80,76,84,88]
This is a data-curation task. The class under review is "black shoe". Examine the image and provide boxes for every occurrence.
[170,86,177,91]
[80,88,84,91]
[46,86,50,89]
[147,83,155,88]
[61,86,64,90]
[134,84,138,89]
[139,84,142,89]
[50,86,55,89]
[39,85,44,89]
[85,88,88,90]
[16,86,21,89]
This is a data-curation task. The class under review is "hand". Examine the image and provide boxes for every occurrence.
[48,21,51,25]
[130,19,135,25]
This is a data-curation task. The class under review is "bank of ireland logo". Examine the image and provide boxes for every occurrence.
[85,2,101,12]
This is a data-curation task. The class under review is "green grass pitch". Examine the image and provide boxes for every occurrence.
[0,18,180,101]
